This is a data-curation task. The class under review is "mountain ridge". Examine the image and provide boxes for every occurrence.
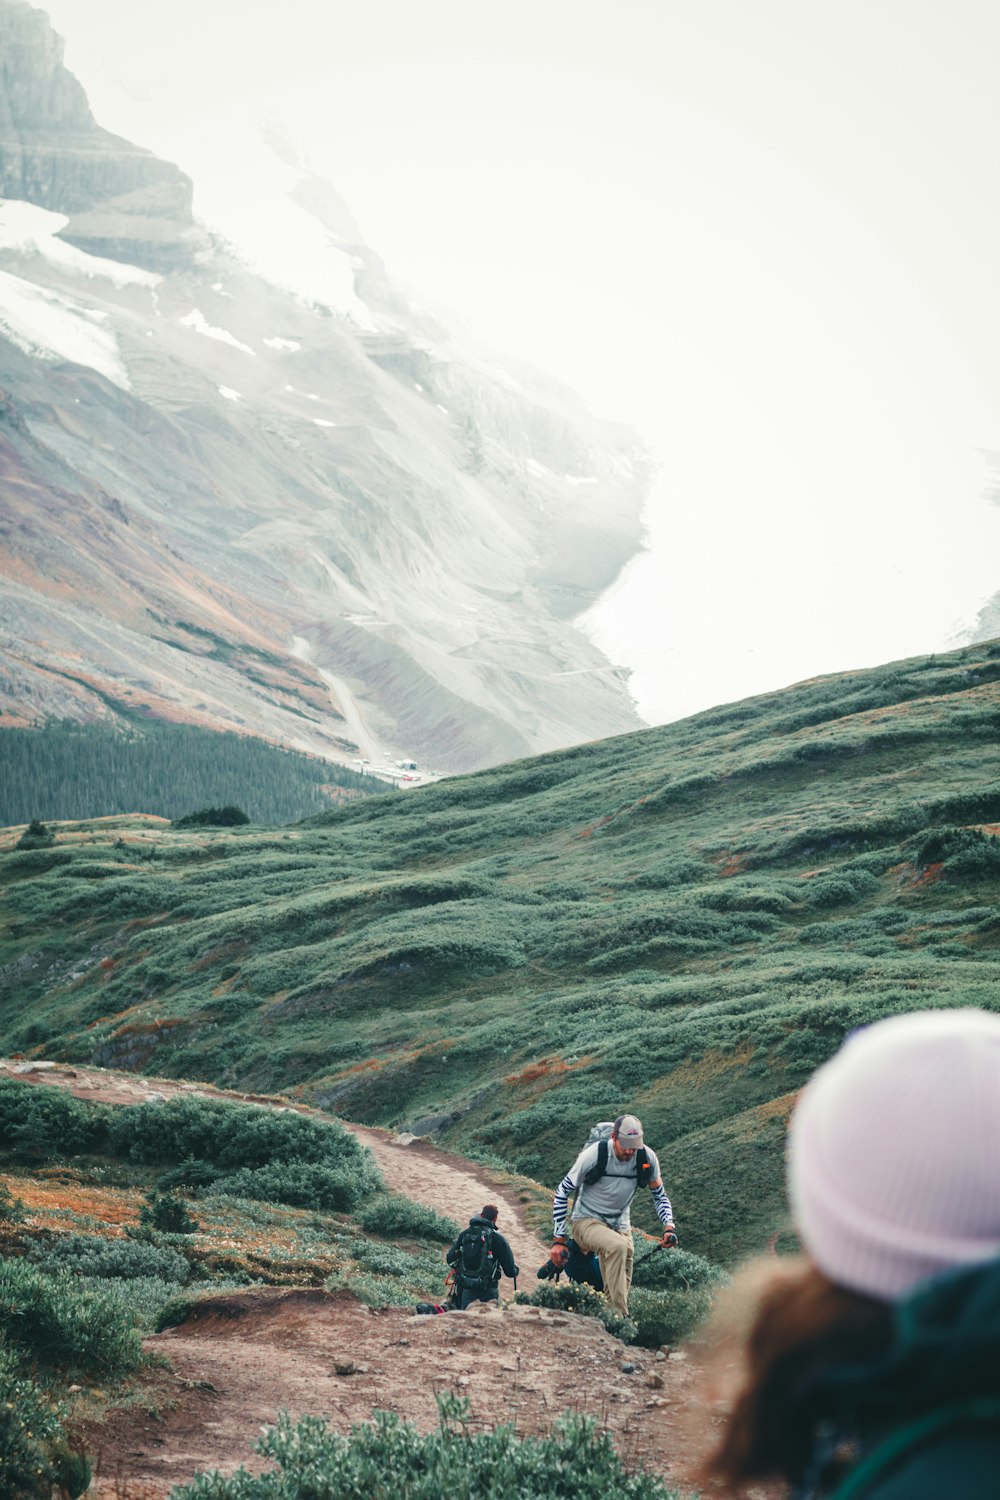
[0,0,650,774]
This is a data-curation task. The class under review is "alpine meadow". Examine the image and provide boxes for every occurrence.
[4,636,1000,1265]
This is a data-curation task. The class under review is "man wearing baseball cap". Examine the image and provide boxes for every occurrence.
[551,1114,677,1315]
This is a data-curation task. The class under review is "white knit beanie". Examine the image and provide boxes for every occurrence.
[787,1008,1000,1302]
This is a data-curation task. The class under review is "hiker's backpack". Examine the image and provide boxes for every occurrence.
[456,1223,498,1288]
[581,1121,654,1189]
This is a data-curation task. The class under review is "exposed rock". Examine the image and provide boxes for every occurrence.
[0,0,200,270]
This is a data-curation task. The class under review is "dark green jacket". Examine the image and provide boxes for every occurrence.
[446,1216,518,1285]
[797,1256,1000,1500]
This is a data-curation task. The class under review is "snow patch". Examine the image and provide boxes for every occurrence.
[0,269,131,387]
[0,200,161,288]
[564,475,599,485]
[527,458,553,477]
[179,309,256,355]
[265,336,301,351]
[313,418,336,427]
[218,386,242,401]
[176,124,377,331]
[436,403,449,414]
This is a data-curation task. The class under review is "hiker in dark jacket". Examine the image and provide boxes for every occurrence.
[446,1204,519,1309]
[692,1008,1000,1500]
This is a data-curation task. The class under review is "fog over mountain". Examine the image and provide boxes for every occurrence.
[0,0,651,775]
[34,0,1000,735]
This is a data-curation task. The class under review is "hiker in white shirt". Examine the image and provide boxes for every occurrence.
[551,1114,677,1315]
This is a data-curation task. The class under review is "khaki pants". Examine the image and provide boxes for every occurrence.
[572,1217,634,1315]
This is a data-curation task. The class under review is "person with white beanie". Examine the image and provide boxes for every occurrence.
[692,1007,1000,1500]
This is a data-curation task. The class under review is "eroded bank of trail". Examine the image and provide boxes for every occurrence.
[0,1060,758,1498]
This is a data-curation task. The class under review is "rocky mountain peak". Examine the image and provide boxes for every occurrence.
[0,0,92,130]
[0,0,200,269]
[0,1,650,775]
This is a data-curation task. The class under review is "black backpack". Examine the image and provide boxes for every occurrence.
[582,1136,654,1189]
[456,1223,498,1288]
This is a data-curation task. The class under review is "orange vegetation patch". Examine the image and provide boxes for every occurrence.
[715,852,747,877]
[111,1017,188,1040]
[323,1048,420,1083]
[753,1091,798,1124]
[503,1053,595,1087]
[95,1002,149,1031]
[975,823,1000,837]
[5,1175,140,1231]
[419,1037,461,1059]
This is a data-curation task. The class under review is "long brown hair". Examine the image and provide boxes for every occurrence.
[691,1258,893,1490]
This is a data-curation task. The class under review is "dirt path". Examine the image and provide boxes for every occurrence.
[0,1060,769,1498]
[348,1122,547,1276]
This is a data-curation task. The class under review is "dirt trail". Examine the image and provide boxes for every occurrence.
[0,1060,767,1498]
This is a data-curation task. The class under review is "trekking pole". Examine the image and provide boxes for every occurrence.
[633,1242,665,1270]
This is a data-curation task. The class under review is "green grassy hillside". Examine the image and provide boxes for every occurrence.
[3,640,1000,1263]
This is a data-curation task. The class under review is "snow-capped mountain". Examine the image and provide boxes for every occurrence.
[0,0,650,774]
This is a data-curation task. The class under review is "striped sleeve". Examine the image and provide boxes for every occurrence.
[552,1170,575,1238]
[650,1180,674,1227]
[647,1148,673,1227]
[552,1146,594,1237]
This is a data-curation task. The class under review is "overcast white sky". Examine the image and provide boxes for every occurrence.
[42,0,1000,723]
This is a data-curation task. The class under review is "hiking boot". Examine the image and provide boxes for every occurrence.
[415,1302,437,1314]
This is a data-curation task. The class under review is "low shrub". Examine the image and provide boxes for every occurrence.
[0,1256,143,1377]
[0,1346,89,1499]
[139,1190,199,1235]
[356,1192,458,1243]
[87,1273,187,1331]
[325,1269,417,1308]
[348,1238,445,1282]
[157,1158,225,1194]
[15,819,55,850]
[626,1286,714,1349]
[913,825,1000,878]
[110,1096,381,1184]
[0,1079,112,1159]
[209,1161,371,1213]
[173,806,250,828]
[154,1291,213,1332]
[800,869,880,909]
[629,1241,728,1293]
[0,1179,26,1223]
[28,1233,190,1284]
[171,1398,680,1499]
